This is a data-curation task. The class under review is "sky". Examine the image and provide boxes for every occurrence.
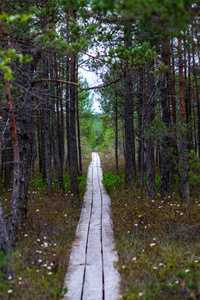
[79,53,103,113]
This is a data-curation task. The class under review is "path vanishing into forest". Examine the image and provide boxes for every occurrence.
[63,152,121,300]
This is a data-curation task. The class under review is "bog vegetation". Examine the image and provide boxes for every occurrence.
[0,0,200,299]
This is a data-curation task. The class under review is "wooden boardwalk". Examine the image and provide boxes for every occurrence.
[63,153,121,300]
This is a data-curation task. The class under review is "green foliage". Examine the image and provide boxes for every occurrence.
[102,172,124,193]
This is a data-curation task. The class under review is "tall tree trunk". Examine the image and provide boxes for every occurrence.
[192,28,200,157]
[49,53,64,190]
[124,24,136,185]
[43,56,52,195]
[138,71,145,187]
[178,37,190,202]
[66,12,70,172]
[76,66,82,175]
[69,10,78,197]
[0,201,13,279]
[115,83,119,174]
[160,37,172,198]
[145,61,155,199]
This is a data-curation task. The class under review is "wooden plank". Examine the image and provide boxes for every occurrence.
[64,152,121,300]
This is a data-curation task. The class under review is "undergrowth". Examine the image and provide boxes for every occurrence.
[100,153,200,300]
[0,156,91,300]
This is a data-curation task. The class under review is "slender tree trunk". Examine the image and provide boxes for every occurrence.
[66,12,70,172]
[192,29,200,157]
[0,201,13,279]
[145,61,155,199]
[178,37,190,202]
[160,37,172,198]
[43,56,52,195]
[69,10,78,197]
[138,71,145,188]
[49,53,64,190]
[124,24,136,185]
[115,83,119,174]
[76,66,82,175]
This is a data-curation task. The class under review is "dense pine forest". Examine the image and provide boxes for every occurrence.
[0,0,200,299]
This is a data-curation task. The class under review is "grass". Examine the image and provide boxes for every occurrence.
[100,153,200,300]
[0,155,91,300]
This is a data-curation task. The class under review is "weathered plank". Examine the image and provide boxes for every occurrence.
[63,152,121,300]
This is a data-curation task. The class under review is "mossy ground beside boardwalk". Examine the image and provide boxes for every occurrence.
[100,153,200,300]
[0,156,91,300]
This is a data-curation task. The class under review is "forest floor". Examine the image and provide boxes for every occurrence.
[0,156,91,300]
[1,152,200,300]
[100,153,200,300]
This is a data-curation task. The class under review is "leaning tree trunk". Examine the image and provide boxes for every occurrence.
[69,10,78,197]
[124,24,136,185]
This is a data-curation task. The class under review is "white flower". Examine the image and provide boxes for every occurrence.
[185,269,189,273]
[150,243,156,247]
[50,263,54,266]
[180,213,183,216]
[152,200,155,202]
[36,270,39,272]
[36,209,39,212]
[48,272,52,275]
[122,265,125,269]
[54,243,57,246]
[153,238,156,241]
[37,239,40,242]
[24,234,28,237]
[43,264,47,267]
[38,259,42,263]
[18,277,22,280]
[44,242,48,248]
[64,214,67,217]
[132,257,136,261]
[8,276,12,280]
[134,224,138,227]
[159,263,163,266]
[44,236,47,239]
[47,266,51,270]
[139,215,141,217]
[7,290,12,293]
[153,266,158,269]
[139,292,143,297]
[175,280,179,284]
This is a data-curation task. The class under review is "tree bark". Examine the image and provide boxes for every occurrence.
[160,37,172,198]
[178,37,190,202]
[145,62,155,199]
[69,10,78,197]
[43,56,52,195]
[49,53,64,190]
[124,24,136,185]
